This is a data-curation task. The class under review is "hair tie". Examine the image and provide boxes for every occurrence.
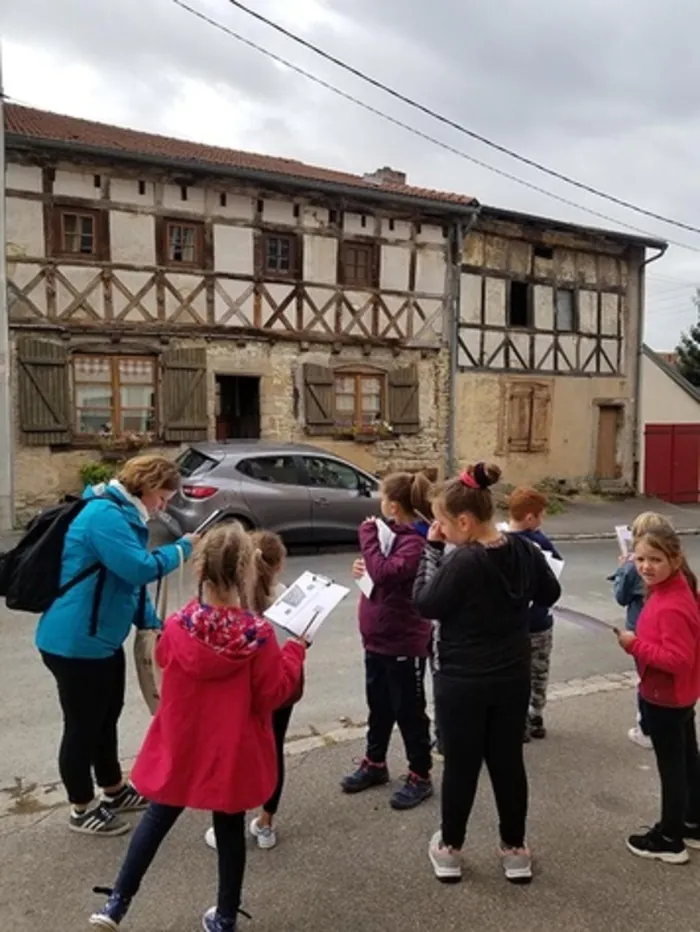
[459,470,480,490]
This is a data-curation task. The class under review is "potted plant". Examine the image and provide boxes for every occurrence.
[98,430,154,462]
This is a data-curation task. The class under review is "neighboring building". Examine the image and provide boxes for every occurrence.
[656,351,678,368]
[456,209,666,488]
[640,345,700,503]
[4,104,478,517]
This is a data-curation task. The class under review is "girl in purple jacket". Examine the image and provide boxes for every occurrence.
[342,471,434,810]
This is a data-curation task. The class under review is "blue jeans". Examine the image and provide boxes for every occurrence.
[113,802,245,920]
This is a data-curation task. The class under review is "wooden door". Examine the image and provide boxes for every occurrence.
[644,424,700,503]
[596,406,619,479]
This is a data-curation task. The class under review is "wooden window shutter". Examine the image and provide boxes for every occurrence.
[506,384,533,452]
[303,364,334,434]
[162,347,208,442]
[17,336,71,445]
[529,384,552,453]
[389,364,420,435]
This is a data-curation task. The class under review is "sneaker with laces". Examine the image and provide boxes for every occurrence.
[627,726,653,750]
[89,886,131,929]
[428,830,462,882]
[202,905,251,931]
[390,773,433,810]
[70,804,130,837]
[340,758,389,794]
[500,845,533,883]
[101,783,148,813]
[684,823,700,850]
[250,816,277,849]
[627,826,689,863]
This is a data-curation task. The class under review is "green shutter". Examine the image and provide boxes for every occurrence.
[388,364,420,435]
[17,336,71,445]
[162,347,208,442]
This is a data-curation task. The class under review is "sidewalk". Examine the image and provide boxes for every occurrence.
[544,497,700,541]
[0,684,697,932]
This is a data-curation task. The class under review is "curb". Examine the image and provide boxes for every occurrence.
[550,527,700,543]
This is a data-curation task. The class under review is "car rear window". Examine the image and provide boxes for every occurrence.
[176,448,219,479]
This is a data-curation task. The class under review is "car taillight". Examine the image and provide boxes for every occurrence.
[182,484,218,500]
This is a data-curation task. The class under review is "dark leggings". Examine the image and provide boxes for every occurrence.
[436,674,530,850]
[41,649,125,805]
[264,705,293,816]
[643,701,700,841]
[114,803,245,920]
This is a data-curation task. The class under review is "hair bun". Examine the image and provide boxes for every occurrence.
[473,461,501,489]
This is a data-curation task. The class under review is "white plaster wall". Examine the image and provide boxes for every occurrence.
[302,205,330,231]
[533,285,553,330]
[162,183,206,214]
[6,198,44,257]
[578,290,597,334]
[416,223,445,245]
[110,212,156,265]
[381,218,411,240]
[110,177,155,206]
[415,249,446,295]
[460,273,481,323]
[484,277,506,325]
[379,244,409,291]
[6,163,43,193]
[303,234,337,285]
[54,168,101,200]
[262,198,296,226]
[344,212,372,236]
[214,225,254,275]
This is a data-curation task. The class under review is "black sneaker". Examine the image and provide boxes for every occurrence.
[390,773,433,810]
[341,758,389,794]
[101,783,148,814]
[627,826,689,864]
[89,886,131,928]
[684,823,700,850]
[529,715,547,740]
[70,804,130,837]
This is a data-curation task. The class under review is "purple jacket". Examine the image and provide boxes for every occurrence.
[358,521,432,659]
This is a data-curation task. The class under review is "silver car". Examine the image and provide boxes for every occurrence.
[166,441,382,544]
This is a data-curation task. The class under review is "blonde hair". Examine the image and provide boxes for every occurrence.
[249,530,286,614]
[631,511,673,541]
[194,522,255,605]
[635,525,697,593]
[117,455,180,498]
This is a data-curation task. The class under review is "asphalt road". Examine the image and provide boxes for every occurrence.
[0,537,674,795]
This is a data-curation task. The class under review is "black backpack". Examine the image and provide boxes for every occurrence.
[0,491,151,634]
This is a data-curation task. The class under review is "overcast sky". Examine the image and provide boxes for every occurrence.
[4,0,700,350]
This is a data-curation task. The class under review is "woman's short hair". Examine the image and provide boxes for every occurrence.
[116,455,180,498]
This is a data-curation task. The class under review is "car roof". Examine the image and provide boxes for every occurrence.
[189,440,355,458]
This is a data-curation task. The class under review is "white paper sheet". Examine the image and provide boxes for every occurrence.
[543,550,565,580]
[553,605,618,634]
[264,571,349,641]
[355,519,397,598]
[615,524,633,556]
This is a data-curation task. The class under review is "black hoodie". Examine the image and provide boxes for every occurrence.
[413,535,561,682]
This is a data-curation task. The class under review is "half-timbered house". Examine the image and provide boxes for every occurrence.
[4,105,477,516]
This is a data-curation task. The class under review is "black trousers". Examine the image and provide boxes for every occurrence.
[264,705,293,816]
[365,651,432,779]
[642,700,700,841]
[114,803,245,920]
[436,673,530,850]
[41,648,125,805]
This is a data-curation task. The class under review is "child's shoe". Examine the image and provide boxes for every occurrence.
[500,845,533,883]
[529,714,547,740]
[202,905,251,931]
[627,826,689,864]
[89,887,131,929]
[340,758,389,794]
[627,726,653,750]
[684,823,700,850]
[100,783,148,813]
[428,831,462,882]
[390,773,433,810]
[250,816,277,849]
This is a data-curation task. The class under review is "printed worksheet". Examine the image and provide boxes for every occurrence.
[355,519,396,598]
[615,525,633,556]
[264,571,349,641]
[543,550,565,580]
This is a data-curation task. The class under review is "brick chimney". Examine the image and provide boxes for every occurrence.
[362,166,407,186]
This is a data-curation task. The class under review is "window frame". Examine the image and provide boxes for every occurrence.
[50,204,107,261]
[71,354,158,438]
[338,240,379,288]
[159,218,205,269]
[260,231,299,280]
[506,279,533,329]
[554,287,577,333]
[332,369,386,427]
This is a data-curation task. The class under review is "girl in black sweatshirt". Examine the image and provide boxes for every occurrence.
[413,462,560,886]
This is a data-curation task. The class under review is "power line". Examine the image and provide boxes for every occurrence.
[172,1,700,255]
[221,0,700,239]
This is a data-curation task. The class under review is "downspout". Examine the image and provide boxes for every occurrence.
[446,208,481,477]
[633,243,667,491]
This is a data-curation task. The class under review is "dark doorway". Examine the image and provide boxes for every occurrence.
[215,375,261,440]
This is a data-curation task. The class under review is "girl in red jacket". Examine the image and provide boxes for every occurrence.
[89,523,306,932]
[617,524,700,864]
[342,471,434,811]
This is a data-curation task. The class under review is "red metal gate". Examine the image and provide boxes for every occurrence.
[644,424,700,503]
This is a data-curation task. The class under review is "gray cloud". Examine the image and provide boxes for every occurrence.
[4,0,700,348]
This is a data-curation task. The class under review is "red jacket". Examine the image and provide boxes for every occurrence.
[358,520,431,658]
[627,572,700,708]
[131,600,304,814]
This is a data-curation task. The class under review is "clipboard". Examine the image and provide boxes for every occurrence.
[264,570,349,641]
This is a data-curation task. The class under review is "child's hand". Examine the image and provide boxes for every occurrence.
[616,629,636,651]
[427,521,445,543]
[362,515,377,525]
[352,558,366,579]
[618,554,630,566]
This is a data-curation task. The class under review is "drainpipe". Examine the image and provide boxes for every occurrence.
[633,243,667,491]
[445,209,480,477]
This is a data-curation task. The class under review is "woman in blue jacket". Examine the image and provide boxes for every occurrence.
[36,455,196,837]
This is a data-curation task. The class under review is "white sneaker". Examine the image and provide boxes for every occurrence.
[628,726,653,750]
[204,826,216,850]
[250,816,277,849]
